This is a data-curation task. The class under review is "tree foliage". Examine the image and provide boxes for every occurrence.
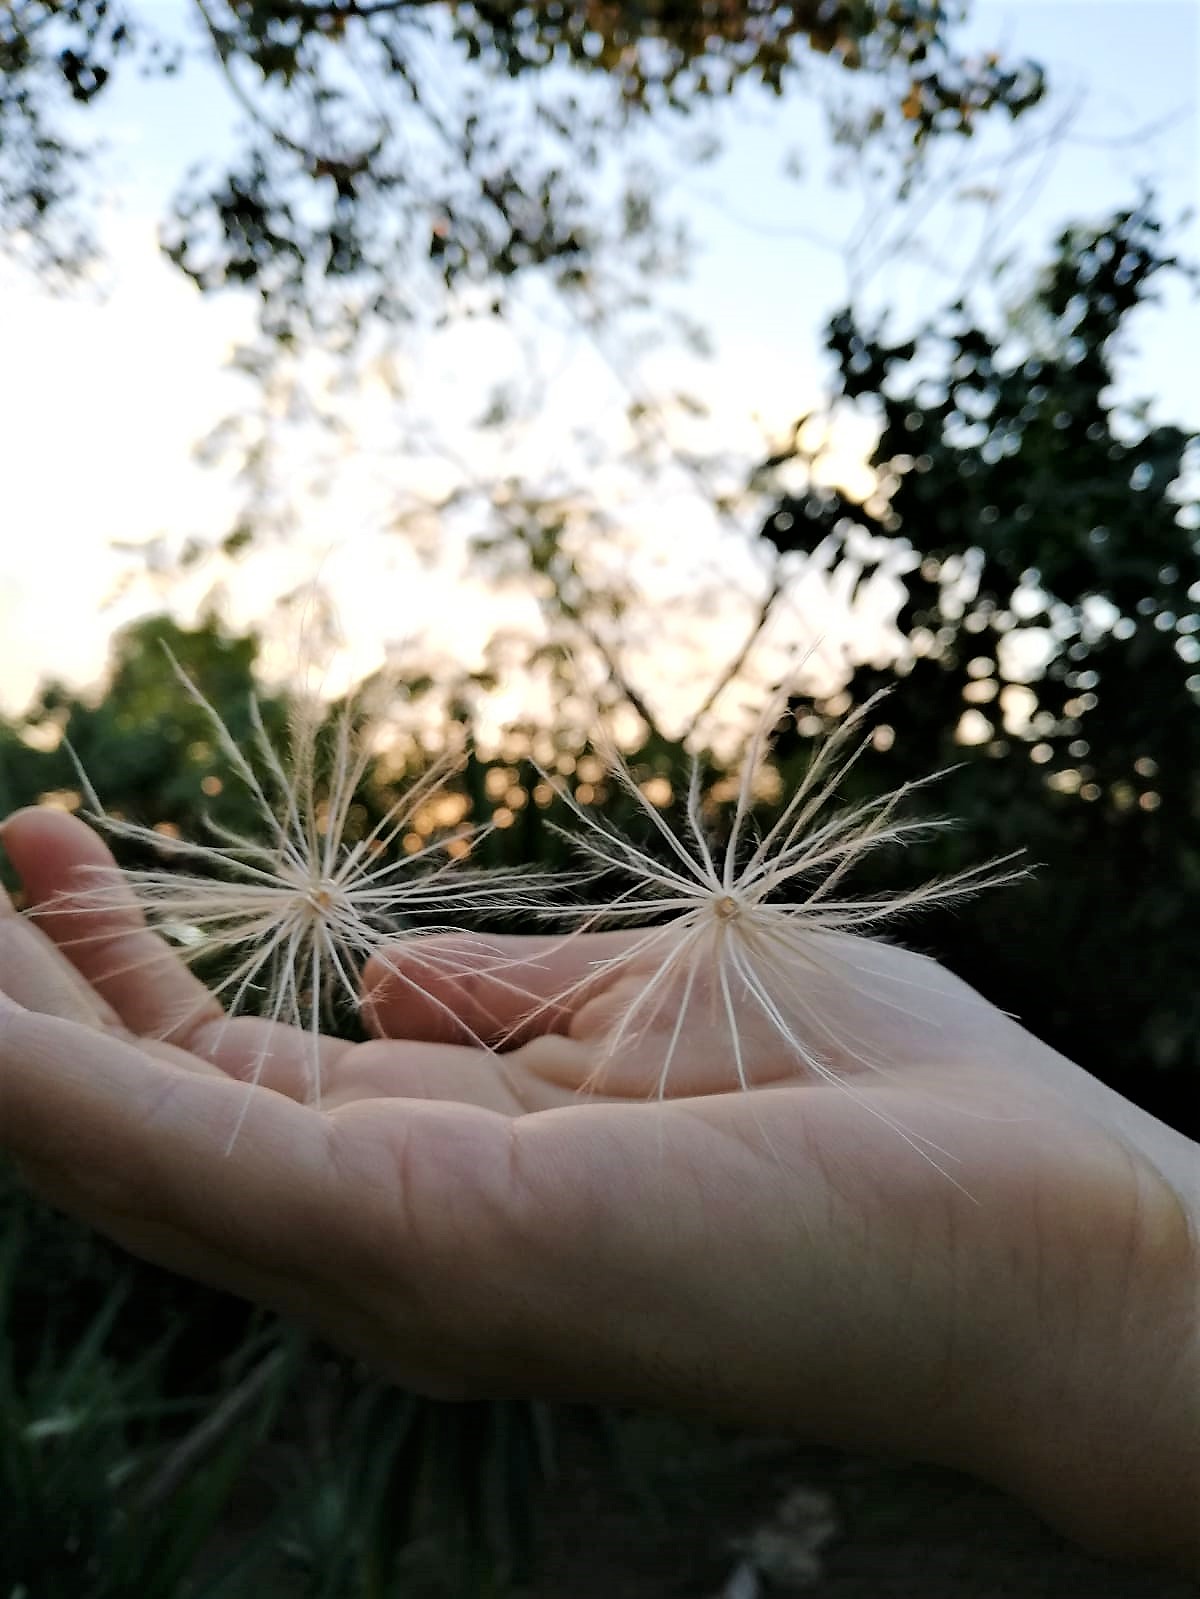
[3,1,1044,314]
[756,200,1198,1127]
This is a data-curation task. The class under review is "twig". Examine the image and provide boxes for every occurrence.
[134,1347,289,1513]
[680,567,786,742]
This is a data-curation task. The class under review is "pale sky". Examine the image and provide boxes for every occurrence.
[0,0,1196,722]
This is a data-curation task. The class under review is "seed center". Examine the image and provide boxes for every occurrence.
[714,894,740,922]
[302,881,340,916]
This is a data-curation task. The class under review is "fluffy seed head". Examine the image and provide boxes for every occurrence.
[535,689,1026,1121]
[46,647,551,1115]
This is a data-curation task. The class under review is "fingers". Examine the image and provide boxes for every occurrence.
[361,930,638,1046]
[0,808,577,1109]
[0,989,540,1387]
[1,807,222,1043]
[0,871,126,1030]
[12,1148,330,1332]
[0,980,984,1439]
[0,993,337,1280]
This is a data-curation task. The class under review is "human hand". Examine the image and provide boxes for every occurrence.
[0,807,1196,1569]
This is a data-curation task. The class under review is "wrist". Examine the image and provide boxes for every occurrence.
[962,1130,1199,1572]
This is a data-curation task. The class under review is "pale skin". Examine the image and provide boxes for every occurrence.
[0,808,1196,1571]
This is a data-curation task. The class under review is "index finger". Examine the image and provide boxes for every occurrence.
[2,806,223,1042]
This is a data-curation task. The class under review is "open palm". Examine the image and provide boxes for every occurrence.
[0,806,1196,1567]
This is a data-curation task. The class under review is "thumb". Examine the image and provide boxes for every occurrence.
[361,930,637,1046]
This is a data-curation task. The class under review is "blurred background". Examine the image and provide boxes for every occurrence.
[1,2,1197,1594]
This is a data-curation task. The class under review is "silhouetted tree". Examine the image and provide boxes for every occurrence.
[759,199,1198,1129]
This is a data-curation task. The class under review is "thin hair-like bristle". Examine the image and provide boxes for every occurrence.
[40,656,560,1115]
[524,691,1027,1173]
